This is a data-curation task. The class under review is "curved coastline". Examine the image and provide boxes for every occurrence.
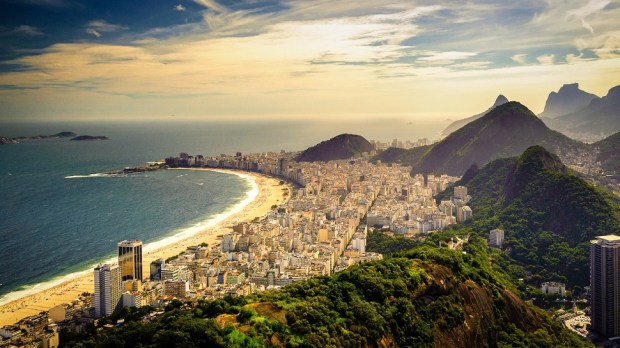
[0,168,289,327]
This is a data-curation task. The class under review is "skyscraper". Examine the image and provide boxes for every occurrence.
[590,234,620,338]
[94,264,121,318]
[118,240,143,281]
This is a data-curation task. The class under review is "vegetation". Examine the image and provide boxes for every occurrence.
[366,229,422,254]
[295,134,374,162]
[594,130,620,174]
[374,102,585,176]
[440,145,620,288]
[62,235,590,347]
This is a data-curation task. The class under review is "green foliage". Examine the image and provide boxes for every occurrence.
[443,145,620,288]
[366,229,421,254]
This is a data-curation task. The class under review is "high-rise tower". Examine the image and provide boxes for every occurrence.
[118,240,143,281]
[590,234,620,338]
[94,264,121,318]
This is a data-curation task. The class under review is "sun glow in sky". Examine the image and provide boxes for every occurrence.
[0,0,619,122]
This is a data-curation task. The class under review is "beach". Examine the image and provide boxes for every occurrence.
[0,169,289,327]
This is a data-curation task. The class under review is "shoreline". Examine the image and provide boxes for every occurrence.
[0,168,290,328]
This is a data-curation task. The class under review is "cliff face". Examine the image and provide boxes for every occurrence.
[539,83,598,118]
[543,85,620,141]
[295,133,374,162]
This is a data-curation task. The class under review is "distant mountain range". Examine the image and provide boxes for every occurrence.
[437,145,620,287]
[295,133,374,162]
[541,85,620,141]
[441,95,509,137]
[375,102,583,176]
[538,83,598,119]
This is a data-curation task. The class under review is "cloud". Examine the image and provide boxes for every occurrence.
[85,28,101,38]
[13,25,44,36]
[511,54,528,64]
[418,51,478,62]
[174,4,186,12]
[86,20,128,33]
[566,0,610,33]
[536,54,555,65]
[192,0,227,13]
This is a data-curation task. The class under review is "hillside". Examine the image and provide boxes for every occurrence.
[594,131,620,175]
[295,133,374,162]
[441,95,509,137]
[538,83,598,118]
[438,146,620,287]
[542,85,620,141]
[409,102,583,176]
[61,237,591,347]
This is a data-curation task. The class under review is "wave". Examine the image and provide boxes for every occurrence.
[0,169,259,307]
[65,173,114,179]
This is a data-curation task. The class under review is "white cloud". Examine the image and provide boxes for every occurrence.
[566,0,610,33]
[418,51,478,62]
[85,28,101,38]
[192,0,227,13]
[511,54,528,65]
[86,20,128,33]
[13,25,44,36]
[174,4,186,12]
[536,54,555,65]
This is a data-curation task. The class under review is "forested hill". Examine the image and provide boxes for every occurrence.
[437,145,620,287]
[62,236,590,348]
[295,134,374,162]
[411,102,582,176]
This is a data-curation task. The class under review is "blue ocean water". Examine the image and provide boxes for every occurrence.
[0,119,445,303]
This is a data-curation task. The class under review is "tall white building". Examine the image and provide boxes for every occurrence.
[489,229,505,248]
[94,264,121,318]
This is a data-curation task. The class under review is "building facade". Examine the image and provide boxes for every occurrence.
[94,264,121,318]
[118,240,143,281]
[489,229,505,248]
[590,235,620,338]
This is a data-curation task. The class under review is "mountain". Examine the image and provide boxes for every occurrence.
[594,131,620,175]
[62,237,591,347]
[441,95,508,137]
[438,146,620,287]
[295,134,374,162]
[70,135,108,141]
[543,85,620,141]
[408,101,582,176]
[538,83,598,119]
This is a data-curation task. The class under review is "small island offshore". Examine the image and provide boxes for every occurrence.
[0,132,108,144]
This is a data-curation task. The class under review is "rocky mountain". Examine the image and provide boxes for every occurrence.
[594,130,620,175]
[62,237,591,347]
[407,101,583,176]
[542,85,620,141]
[438,146,620,287]
[538,83,598,119]
[441,95,509,137]
[295,133,374,162]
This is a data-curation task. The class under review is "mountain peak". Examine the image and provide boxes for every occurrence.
[539,83,598,118]
[441,94,510,137]
[493,94,509,107]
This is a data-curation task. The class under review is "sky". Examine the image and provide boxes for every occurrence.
[0,0,619,122]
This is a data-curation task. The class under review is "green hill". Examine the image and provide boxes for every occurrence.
[439,146,620,287]
[61,237,590,348]
[416,102,583,176]
[594,131,620,175]
[296,134,374,162]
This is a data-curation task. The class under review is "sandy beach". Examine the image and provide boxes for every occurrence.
[0,169,290,327]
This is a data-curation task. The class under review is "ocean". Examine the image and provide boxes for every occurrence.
[0,119,446,304]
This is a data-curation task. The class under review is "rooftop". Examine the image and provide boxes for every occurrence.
[592,235,620,245]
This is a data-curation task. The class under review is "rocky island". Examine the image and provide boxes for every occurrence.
[70,135,109,141]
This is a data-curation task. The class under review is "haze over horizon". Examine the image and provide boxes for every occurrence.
[0,0,619,122]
